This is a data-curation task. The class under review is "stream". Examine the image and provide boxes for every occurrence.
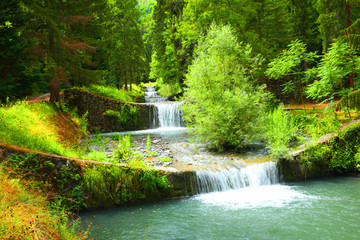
[80,87,360,239]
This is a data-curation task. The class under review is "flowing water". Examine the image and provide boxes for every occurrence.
[81,88,360,239]
[81,177,360,239]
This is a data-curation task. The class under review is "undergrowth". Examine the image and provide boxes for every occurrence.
[0,164,88,239]
[82,84,144,102]
[0,101,80,157]
[266,104,342,159]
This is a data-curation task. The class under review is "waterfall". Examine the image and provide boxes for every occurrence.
[144,86,168,103]
[144,86,185,128]
[195,161,279,194]
[153,102,185,128]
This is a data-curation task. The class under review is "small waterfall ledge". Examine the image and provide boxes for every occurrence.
[195,161,279,194]
[144,86,185,128]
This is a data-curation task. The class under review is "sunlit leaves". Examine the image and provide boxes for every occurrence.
[183,24,268,149]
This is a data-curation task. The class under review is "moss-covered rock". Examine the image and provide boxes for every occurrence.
[279,119,360,181]
[63,88,156,133]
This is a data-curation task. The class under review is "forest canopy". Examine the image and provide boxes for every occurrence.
[1,0,359,103]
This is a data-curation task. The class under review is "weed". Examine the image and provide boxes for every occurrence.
[159,157,172,163]
[0,164,88,239]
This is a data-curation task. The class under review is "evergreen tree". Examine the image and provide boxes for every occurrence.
[0,0,31,101]
[101,0,147,90]
[21,0,102,102]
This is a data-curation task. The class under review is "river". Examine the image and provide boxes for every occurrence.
[80,87,360,239]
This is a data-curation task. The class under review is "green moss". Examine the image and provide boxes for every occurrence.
[299,120,360,174]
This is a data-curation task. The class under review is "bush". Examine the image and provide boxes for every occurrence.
[265,105,298,159]
[183,23,268,150]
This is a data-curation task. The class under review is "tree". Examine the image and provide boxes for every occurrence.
[183,24,269,150]
[306,40,359,100]
[101,0,147,90]
[266,40,319,106]
[21,0,101,102]
[150,0,185,95]
[0,0,31,101]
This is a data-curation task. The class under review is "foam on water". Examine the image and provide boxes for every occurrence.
[194,185,314,209]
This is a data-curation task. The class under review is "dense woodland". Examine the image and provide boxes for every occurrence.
[1,0,359,102]
[2,1,360,238]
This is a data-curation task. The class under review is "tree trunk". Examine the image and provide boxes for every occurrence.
[124,70,128,91]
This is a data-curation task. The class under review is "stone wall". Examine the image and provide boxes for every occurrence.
[0,143,196,208]
[278,119,360,181]
[63,88,156,133]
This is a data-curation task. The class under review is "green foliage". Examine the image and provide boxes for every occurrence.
[105,106,138,125]
[83,163,169,203]
[4,153,87,210]
[101,0,147,89]
[265,105,298,159]
[266,39,319,102]
[0,164,88,239]
[0,101,78,157]
[337,89,360,111]
[83,84,144,102]
[112,135,134,163]
[159,157,172,162]
[306,41,360,100]
[146,135,151,152]
[299,120,360,173]
[105,105,138,125]
[0,0,33,102]
[183,24,269,150]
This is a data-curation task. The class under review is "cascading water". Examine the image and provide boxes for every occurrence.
[153,102,185,128]
[144,86,185,128]
[144,86,168,103]
[194,161,279,194]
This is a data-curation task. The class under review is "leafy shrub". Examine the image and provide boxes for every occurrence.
[112,135,134,163]
[265,105,298,159]
[183,23,268,150]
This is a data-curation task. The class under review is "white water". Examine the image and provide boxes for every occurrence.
[153,102,185,128]
[144,86,168,103]
[195,161,279,193]
[144,86,185,128]
[193,161,313,210]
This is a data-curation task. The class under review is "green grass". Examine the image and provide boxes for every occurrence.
[82,84,144,102]
[0,101,79,157]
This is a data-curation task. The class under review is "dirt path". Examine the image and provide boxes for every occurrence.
[26,93,50,103]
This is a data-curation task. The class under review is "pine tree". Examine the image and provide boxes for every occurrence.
[0,0,30,101]
[101,0,147,90]
[21,0,102,102]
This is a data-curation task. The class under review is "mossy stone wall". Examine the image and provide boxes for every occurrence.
[278,119,360,181]
[0,143,196,208]
[63,88,156,133]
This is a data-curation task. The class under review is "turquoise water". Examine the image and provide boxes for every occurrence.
[80,177,360,240]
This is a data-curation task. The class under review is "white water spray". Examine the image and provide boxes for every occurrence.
[195,161,279,193]
[153,102,185,128]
